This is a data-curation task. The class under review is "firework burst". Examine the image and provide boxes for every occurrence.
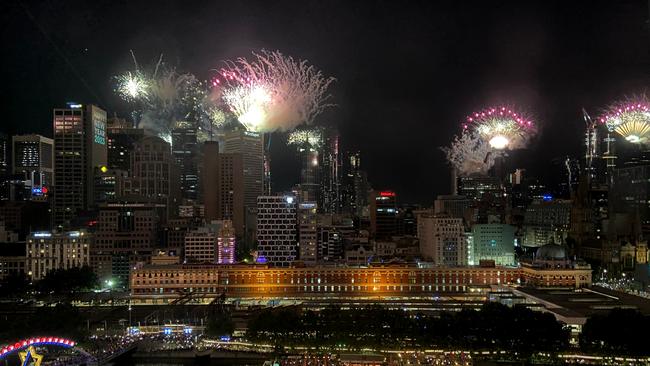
[463,106,535,150]
[217,50,335,132]
[115,71,149,102]
[442,131,496,175]
[600,97,650,144]
[287,128,323,149]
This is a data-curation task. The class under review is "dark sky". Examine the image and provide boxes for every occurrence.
[2,0,650,204]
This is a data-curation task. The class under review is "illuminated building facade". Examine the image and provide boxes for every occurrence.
[92,202,160,286]
[471,224,516,266]
[522,199,571,247]
[171,122,199,201]
[129,263,592,301]
[52,104,107,227]
[185,226,218,263]
[298,202,318,263]
[418,214,467,266]
[257,195,297,267]
[318,128,341,214]
[26,230,91,281]
[370,190,398,239]
[222,130,264,210]
[12,134,53,200]
[217,220,236,264]
[106,116,143,171]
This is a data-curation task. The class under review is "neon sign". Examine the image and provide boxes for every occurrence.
[379,191,395,197]
[0,337,76,360]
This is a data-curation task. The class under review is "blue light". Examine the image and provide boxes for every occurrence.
[256,256,267,264]
[219,335,231,342]
[163,328,172,335]
[184,328,192,334]
[542,194,553,202]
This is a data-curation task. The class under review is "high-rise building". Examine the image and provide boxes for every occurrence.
[185,225,218,263]
[172,122,199,201]
[92,202,160,286]
[370,190,397,239]
[434,195,472,220]
[223,130,264,210]
[106,116,143,172]
[298,202,318,263]
[26,230,91,281]
[611,164,650,238]
[0,132,8,179]
[202,141,245,237]
[418,214,467,266]
[217,220,236,264]
[12,134,54,200]
[298,145,320,203]
[257,195,297,267]
[319,128,341,214]
[522,199,571,247]
[122,136,180,221]
[53,104,107,227]
[471,223,516,266]
[341,151,369,217]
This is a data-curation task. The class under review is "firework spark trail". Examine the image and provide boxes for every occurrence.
[463,106,535,150]
[218,50,335,132]
[442,131,497,175]
[600,97,650,144]
[287,128,323,149]
[114,52,227,142]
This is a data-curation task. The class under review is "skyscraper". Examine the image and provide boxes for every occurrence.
[12,134,54,199]
[319,128,341,213]
[471,223,516,266]
[370,190,398,239]
[53,104,107,227]
[223,130,264,210]
[106,116,143,172]
[172,122,199,201]
[298,202,318,263]
[257,195,297,267]
[122,136,180,220]
[92,202,160,286]
[202,141,245,237]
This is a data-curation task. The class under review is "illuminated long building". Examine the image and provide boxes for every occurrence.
[130,263,592,301]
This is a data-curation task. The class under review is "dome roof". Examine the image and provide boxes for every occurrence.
[536,243,567,260]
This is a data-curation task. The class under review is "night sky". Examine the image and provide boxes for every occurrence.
[2,0,650,204]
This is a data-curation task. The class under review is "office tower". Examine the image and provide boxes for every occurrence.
[217,220,236,264]
[298,202,318,263]
[418,214,467,266]
[471,223,516,266]
[341,151,369,217]
[172,121,199,201]
[94,168,128,204]
[0,201,50,239]
[52,104,107,227]
[370,190,398,239]
[202,141,245,237]
[92,202,160,286]
[185,225,218,263]
[298,144,320,203]
[319,128,341,213]
[223,130,264,210]
[12,134,54,199]
[0,132,8,178]
[257,195,297,267]
[26,230,91,281]
[434,195,471,220]
[122,136,180,221]
[317,214,355,261]
[106,116,143,171]
[522,199,571,247]
[396,206,418,236]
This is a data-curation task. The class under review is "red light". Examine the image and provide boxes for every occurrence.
[13,343,20,349]
[42,187,48,194]
[379,191,395,197]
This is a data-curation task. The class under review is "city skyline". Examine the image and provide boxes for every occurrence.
[3,1,650,203]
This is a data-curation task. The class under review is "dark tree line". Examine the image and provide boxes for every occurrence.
[0,266,99,297]
[0,303,86,343]
[580,308,650,356]
[247,303,569,355]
